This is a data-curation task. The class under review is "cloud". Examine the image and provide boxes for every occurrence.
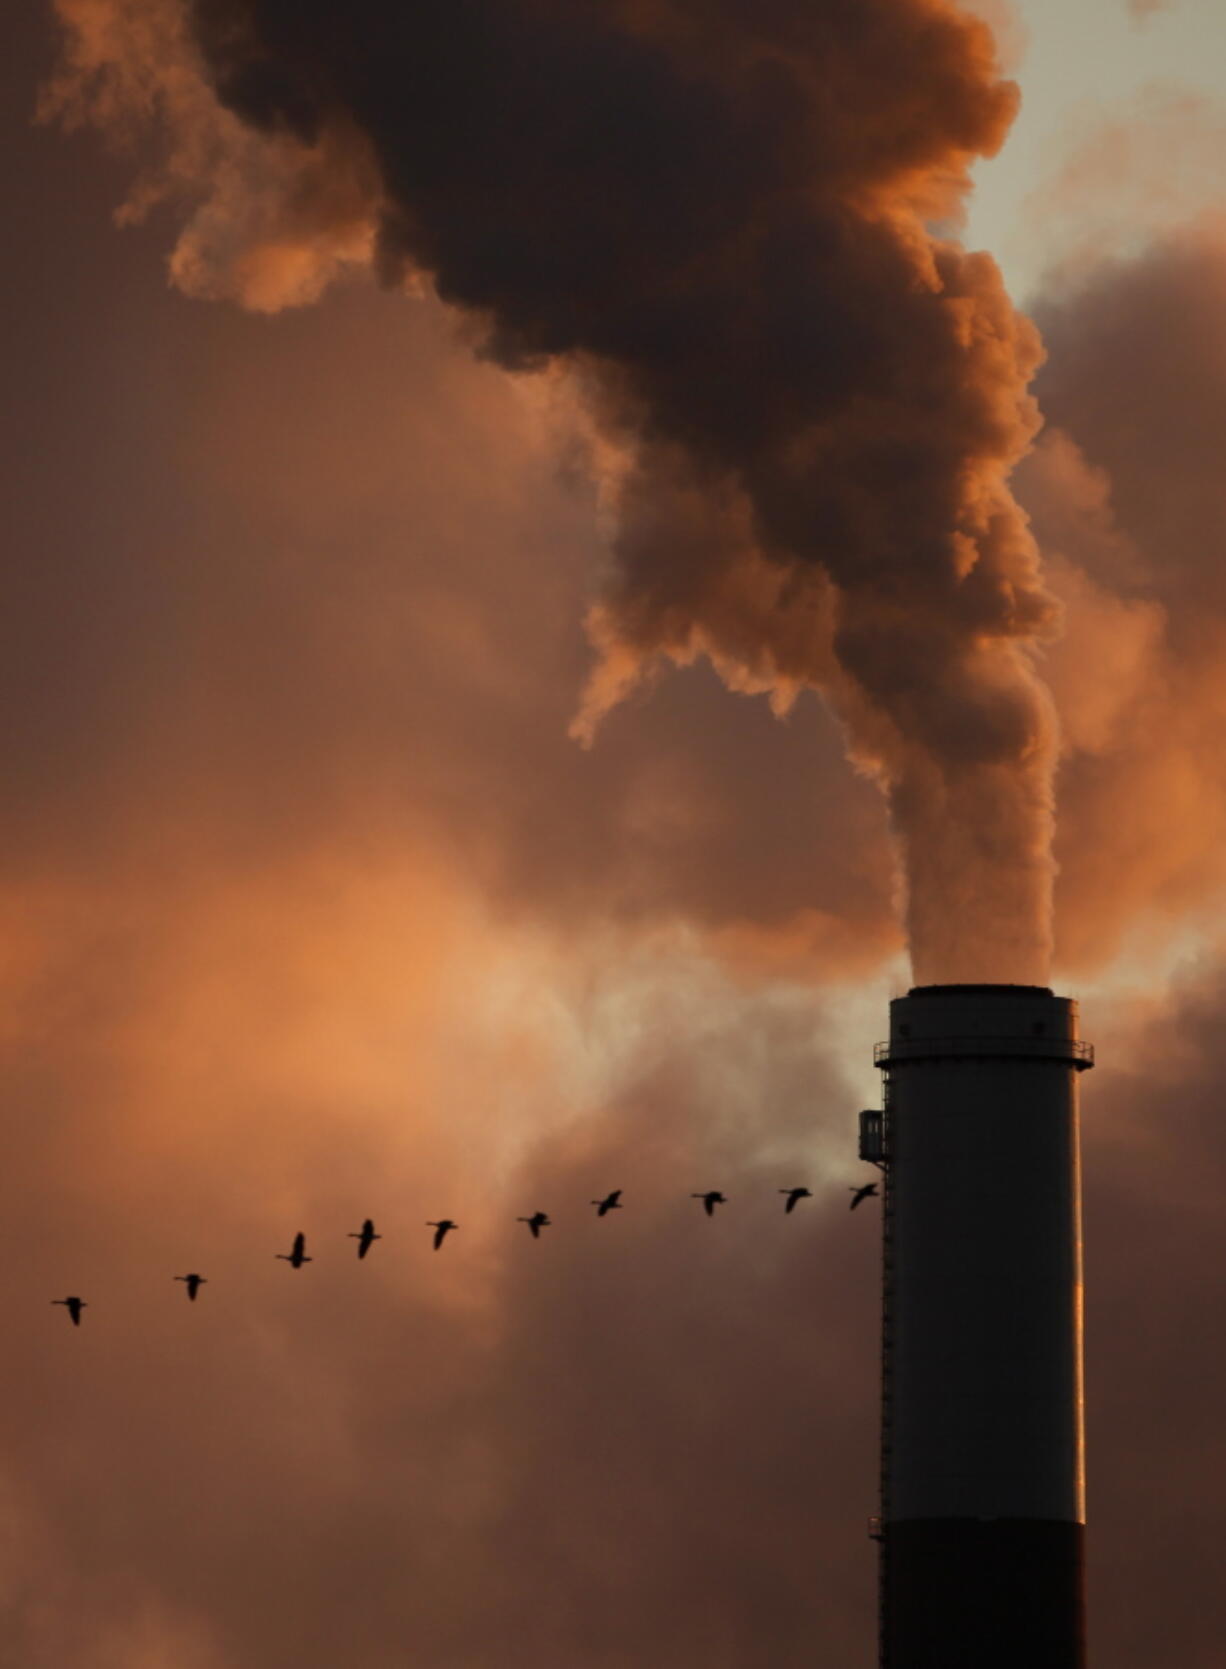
[1080,961,1226,1667]
[40,0,383,309]
[1014,220,1226,969]
[0,853,885,1668]
[1022,83,1226,286]
[0,52,899,1653]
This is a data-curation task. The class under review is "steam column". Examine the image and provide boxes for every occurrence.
[874,984,1092,1669]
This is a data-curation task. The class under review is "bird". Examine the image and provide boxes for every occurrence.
[517,1211,551,1239]
[780,1187,812,1214]
[591,1190,623,1217]
[174,1273,207,1301]
[849,1183,880,1210]
[349,1219,381,1259]
[692,1190,727,1216]
[427,1219,457,1250]
[52,1296,87,1326]
[276,1232,312,1268]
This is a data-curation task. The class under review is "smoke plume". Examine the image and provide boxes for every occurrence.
[48,0,1059,982]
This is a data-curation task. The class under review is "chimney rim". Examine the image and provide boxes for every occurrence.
[904,983,1055,999]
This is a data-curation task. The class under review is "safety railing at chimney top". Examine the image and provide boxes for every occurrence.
[873,1036,1094,1068]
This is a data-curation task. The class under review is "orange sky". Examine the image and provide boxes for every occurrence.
[6,0,1226,1664]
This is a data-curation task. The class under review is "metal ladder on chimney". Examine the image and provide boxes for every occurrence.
[861,1081,895,1668]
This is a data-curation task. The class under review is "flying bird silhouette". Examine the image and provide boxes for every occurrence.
[591,1190,623,1217]
[276,1232,312,1267]
[849,1183,880,1210]
[427,1219,457,1250]
[517,1211,551,1239]
[175,1273,207,1300]
[780,1187,812,1214]
[349,1219,381,1259]
[692,1190,727,1216]
[52,1296,86,1326]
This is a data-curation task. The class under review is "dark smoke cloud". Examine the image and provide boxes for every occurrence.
[51,0,1059,981]
[6,0,901,967]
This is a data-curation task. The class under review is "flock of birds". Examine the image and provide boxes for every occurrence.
[49,1182,881,1325]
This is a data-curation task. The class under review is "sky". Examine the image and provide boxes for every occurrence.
[4,0,1226,1664]
[967,0,1226,295]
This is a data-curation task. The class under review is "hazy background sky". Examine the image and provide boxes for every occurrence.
[4,0,1226,1664]
[968,0,1226,295]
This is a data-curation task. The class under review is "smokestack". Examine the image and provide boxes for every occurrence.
[865,984,1093,1667]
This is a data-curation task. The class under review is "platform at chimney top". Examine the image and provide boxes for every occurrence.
[874,983,1094,1070]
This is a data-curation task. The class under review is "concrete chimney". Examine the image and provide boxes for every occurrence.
[869,983,1093,1668]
